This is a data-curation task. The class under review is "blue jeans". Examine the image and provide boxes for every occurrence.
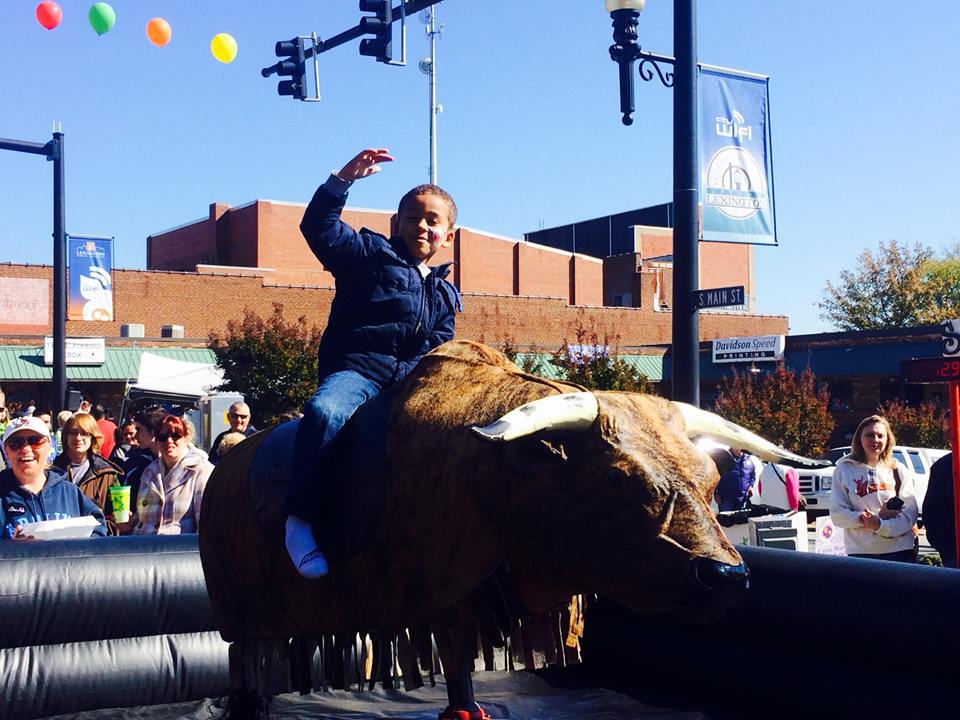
[285,370,382,521]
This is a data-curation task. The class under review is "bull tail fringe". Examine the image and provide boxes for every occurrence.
[220,596,586,711]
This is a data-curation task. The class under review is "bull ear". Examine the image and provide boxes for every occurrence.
[672,401,828,467]
[471,392,599,442]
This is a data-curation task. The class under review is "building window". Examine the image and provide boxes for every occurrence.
[829,378,852,412]
[612,293,632,307]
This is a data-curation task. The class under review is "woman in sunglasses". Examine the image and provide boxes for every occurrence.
[129,415,214,535]
[0,416,107,539]
[52,412,124,535]
[829,414,918,562]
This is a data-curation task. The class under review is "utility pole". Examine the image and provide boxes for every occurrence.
[419,5,443,185]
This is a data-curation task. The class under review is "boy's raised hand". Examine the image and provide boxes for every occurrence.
[336,148,395,182]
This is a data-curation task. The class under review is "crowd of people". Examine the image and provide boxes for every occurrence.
[0,394,260,541]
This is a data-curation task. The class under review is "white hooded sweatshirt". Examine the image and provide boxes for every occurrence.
[829,455,918,556]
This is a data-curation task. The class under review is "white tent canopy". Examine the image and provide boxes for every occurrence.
[129,352,225,399]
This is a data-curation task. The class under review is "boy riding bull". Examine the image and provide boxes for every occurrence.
[285,148,461,578]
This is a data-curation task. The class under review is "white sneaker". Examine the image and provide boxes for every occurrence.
[285,516,329,579]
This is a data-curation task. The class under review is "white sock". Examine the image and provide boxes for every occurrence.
[285,515,328,578]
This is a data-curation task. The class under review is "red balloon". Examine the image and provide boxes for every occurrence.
[35,1,62,30]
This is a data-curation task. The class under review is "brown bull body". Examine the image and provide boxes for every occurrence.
[199,341,744,652]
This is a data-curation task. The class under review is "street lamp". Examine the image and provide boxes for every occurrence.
[605,0,646,126]
[603,0,701,406]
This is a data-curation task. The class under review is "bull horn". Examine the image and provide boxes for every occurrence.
[471,392,599,442]
[673,402,825,467]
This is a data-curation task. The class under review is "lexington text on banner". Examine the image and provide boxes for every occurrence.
[698,67,777,246]
[67,236,114,322]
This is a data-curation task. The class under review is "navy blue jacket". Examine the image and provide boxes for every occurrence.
[717,452,758,511]
[301,177,461,387]
[0,466,107,539]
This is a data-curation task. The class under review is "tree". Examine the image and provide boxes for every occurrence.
[921,248,960,320]
[818,240,960,330]
[550,317,654,393]
[714,361,834,457]
[208,303,322,426]
[878,399,948,449]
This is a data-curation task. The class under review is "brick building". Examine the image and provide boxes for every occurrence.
[526,202,755,312]
[0,195,786,413]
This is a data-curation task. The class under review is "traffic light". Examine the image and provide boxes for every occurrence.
[358,0,392,63]
[275,37,306,99]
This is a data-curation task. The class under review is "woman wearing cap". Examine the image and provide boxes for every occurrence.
[129,415,213,535]
[0,416,107,540]
[52,412,124,535]
[829,414,918,562]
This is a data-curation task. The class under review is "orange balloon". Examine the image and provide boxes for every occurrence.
[146,17,172,48]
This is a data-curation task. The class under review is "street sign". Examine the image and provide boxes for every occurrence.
[692,285,745,310]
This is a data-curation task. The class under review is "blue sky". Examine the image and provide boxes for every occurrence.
[1,1,957,335]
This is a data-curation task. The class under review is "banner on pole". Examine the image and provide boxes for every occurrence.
[699,67,777,245]
[68,236,114,321]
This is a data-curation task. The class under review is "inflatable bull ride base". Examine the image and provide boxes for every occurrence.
[199,341,820,719]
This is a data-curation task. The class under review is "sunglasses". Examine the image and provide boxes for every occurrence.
[5,435,48,451]
[229,413,249,420]
[156,432,184,443]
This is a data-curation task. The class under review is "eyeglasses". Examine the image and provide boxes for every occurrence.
[5,435,48,451]
[155,432,184,443]
[67,429,92,438]
[229,413,249,420]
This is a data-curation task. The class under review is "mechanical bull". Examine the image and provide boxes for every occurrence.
[199,340,817,718]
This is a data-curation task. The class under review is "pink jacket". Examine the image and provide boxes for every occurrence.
[132,448,213,535]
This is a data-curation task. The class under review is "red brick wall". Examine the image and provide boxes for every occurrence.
[148,214,217,271]
[455,228,516,296]
[516,243,571,299]
[146,200,751,313]
[571,254,603,307]
[0,264,787,351]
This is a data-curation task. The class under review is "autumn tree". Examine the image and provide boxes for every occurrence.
[878,399,949,449]
[208,303,322,426]
[714,361,833,457]
[819,240,960,330]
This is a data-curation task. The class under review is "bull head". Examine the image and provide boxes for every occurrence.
[471,392,818,619]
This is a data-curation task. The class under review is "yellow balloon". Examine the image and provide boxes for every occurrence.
[210,33,238,64]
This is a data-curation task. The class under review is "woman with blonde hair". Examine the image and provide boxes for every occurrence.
[52,411,124,534]
[829,414,918,562]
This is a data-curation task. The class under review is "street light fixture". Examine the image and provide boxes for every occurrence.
[603,0,701,406]
[605,0,646,125]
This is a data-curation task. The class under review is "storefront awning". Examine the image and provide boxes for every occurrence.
[0,345,218,382]
[515,353,664,382]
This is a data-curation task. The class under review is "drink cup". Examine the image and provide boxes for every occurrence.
[110,485,131,524]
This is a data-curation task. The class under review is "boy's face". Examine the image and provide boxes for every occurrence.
[393,193,454,262]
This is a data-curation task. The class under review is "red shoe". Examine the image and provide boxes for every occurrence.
[438,707,491,720]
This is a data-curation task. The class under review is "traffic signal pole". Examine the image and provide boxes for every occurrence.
[0,132,67,415]
[261,0,441,81]
[950,380,960,568]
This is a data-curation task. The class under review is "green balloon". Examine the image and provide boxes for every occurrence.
[88,2,116,36]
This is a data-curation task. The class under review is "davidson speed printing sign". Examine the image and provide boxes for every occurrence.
[712,335,785,363]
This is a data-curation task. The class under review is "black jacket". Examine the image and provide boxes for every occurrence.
[923,453,955,565]
[300,178,461,387]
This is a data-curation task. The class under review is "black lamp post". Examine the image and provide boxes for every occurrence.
[605,0,700,407]
[0,132,67,415]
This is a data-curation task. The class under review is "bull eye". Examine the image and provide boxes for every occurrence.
[605,468,628,488]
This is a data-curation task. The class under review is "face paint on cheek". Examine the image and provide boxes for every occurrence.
[428,229,444,253]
